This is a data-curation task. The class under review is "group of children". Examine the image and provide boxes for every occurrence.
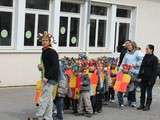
[35,55,134,119]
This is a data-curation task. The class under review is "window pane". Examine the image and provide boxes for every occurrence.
[91,5,107,16]
[89,19,96,47]
[24,14,35,46]
[59,17,68,47]
[69,18,79,47]
[117,23,130,52]
[61,2,80,13]
[37,15,49,46]
[26,0,49,10]
[116,8,131,18]
[0,12,12,46]
[0,0,13,6]
[98,20,106,47]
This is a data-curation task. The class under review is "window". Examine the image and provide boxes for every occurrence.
[0,12,12,46]
[0,0,13,6]
[98,20,106,47]
[89,20,96,47]
[116,8,131,18]
[89,5,107,47]
[117,23,130,52]
[114,7,132,52]
[91,5,107,16]
[69,18,79,47]
[59,17,68,47]
[26,0,49,10]
[24,0,50,47]
[61,2,80,13]
[59,2,81,47]
[0,0,13,47]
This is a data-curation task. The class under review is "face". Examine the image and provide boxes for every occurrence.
[42,38,50,48]
[127,42,133,51]
[146,46,152,54]
[125,41,131,47]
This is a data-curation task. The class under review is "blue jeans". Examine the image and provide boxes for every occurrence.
[55,97,64,120]
[127,73,138,103]
[117,92,124,106]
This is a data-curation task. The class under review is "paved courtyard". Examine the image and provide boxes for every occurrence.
[0,83,160,120]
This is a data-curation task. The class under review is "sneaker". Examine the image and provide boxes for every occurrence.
[131,102,137,108]
[110,100,115,103]
[119,104,124,110]
[85,113,92,118]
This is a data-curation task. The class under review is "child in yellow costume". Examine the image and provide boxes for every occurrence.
[107,63,118,102]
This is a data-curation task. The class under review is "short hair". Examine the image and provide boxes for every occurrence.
[148,44,155,53]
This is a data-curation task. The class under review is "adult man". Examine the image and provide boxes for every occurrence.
[33,31,59,120]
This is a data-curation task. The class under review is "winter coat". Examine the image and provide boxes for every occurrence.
[138,54,158,85]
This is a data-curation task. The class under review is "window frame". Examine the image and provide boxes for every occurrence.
[24,2,51,49]
[87,4,109,52]
[0,0,15,49]
[58,2,82,52]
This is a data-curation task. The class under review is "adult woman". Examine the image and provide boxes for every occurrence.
[137,44,158,111]
[121,41,144,107]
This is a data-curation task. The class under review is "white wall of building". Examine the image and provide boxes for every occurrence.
[135,0,160,57]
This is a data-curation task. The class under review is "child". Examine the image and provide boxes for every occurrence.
[77,67,93,117]
[96,62,105,113]
[107,63,117,102]
[88,63,98,114]
[54,61,68,120]
[114,64,132,109]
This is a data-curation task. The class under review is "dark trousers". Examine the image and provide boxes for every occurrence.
[64,96,70,110]
[117,92,124,106]
[96,94,103,112]
[90,96,96,113]
[108,87,115,101]
[127,89,136,103]
[55,97,64,120]
[140,82,154,107]
[72,99,78,113]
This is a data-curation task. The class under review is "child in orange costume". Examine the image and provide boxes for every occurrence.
[114,64,132,109]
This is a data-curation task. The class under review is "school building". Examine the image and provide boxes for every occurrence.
[0,0,160,86]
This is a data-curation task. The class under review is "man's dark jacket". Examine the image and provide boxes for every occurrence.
[42,48,59,85]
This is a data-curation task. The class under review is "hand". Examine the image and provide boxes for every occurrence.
[138,78,142,82]
[38,64,43,71]
[43,78,48,84]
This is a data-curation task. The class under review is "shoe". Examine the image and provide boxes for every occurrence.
[104,101,109,105]
[131,102,137,107]
[75,113,84,116]
[137,105,145,110]
[110,100,115,103]
[28,117,41,120]
[85,113,92,118]
[143,106,150,111]
[97,110,102,113]
[119,104,124,110]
